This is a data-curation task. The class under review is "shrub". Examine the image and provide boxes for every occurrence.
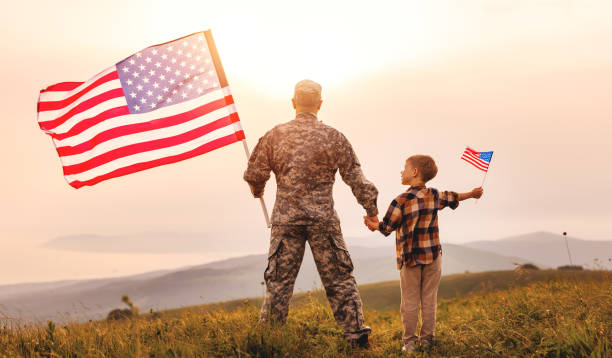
[557,265,584,270]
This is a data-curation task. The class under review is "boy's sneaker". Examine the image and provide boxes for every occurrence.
[401,342,416,353]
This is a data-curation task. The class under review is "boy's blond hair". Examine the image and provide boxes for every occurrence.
[407,155,438,182]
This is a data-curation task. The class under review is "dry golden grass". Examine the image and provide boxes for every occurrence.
[1,270,610,357]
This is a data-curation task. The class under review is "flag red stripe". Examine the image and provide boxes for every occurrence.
[62,114,240,175]
[461,155,488,171]
[38,88,125,131]
[462,160,488,172]
[461,153,488,168]
[56,96,234,156]
[465,147,478,155]
[462,152,486,164]
[465,156,489,169]
[68,130,245,188]
[462,150,486,163]
[50,106,131,141]
[41,82,85,92]
[37,72,119,112]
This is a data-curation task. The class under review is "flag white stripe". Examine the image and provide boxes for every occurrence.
[461,154,489,170]
[37,78,124,124]
[64,122,240,183]
[463,160,488,171]
[46,97,129,135]
[462,151,487,164]
[60,105,237,165]
[462,151,486,163]
[463,154,487,166]
[38,67,116,102]
[461,153,488,167]
[53,87,230,146]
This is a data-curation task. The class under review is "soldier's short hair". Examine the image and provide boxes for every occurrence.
[407,155,438,182]
[294,79,322,109]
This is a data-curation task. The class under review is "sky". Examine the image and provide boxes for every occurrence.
[1,0,611,284]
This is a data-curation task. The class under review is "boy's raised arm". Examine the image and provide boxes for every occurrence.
[438,187,483,210]
[457,187,484,201]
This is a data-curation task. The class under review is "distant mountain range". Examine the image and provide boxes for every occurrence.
[465,231,612,268]
[0,231,609,323]
[42,232,238,253]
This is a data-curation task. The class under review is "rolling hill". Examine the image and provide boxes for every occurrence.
[0,242,529,322]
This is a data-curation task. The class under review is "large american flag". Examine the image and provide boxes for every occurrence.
[461,147,493,172]
[37,31,244,188]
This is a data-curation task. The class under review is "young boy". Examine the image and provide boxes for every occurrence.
[364,155,483,353]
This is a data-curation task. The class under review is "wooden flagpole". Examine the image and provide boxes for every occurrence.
[204,29,271,228]
[241,140,271,228]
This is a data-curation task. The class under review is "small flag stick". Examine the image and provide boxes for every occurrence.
[475,153,493,204]
[563,232,574,266]
[480,170,489,188]
[205,30,271,228]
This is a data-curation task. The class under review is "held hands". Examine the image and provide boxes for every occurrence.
[363,215,379,231]
[471,187,484,199]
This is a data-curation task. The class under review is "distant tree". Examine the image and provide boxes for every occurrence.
[518,263,540,270]
[557,265,584,270]
[149,308,161,320]
[107,294,139,321]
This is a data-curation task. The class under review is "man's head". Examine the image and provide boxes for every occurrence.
[401,155,438,185]
[292,79,323,114]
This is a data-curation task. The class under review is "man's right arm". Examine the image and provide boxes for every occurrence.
[243,132,272,198]
[336,132,379,217]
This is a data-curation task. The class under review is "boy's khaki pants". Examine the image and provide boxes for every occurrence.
[399,255,442,344]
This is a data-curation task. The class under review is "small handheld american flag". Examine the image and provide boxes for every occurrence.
[461,147,493,172]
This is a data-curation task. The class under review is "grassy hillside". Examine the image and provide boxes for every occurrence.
[0,242,535,324]
[162,268,606,316]
[0,270,610,357]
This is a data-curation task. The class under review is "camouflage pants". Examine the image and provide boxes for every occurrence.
[260,223,371,340]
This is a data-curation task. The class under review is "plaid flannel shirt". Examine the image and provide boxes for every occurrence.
[378,186,459,269]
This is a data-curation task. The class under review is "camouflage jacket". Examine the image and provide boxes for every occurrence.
[244,112,378,225]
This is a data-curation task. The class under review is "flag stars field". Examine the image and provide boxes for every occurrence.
[113,35,219,115]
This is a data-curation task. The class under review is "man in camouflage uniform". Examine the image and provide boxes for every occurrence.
[243,79,379,346]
